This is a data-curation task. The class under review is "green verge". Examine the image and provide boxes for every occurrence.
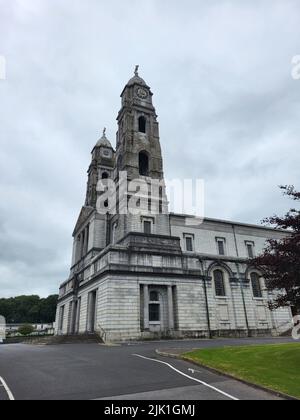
[183,343,300,399]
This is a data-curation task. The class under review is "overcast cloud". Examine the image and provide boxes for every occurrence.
[0,0,300,297]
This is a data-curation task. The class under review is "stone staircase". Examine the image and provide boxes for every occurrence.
[45,333,104,345]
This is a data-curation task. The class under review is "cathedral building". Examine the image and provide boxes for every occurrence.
[55,69,291,341]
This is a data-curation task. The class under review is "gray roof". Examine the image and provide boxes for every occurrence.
[170,212,289,233]
[95,133,113,149]
[126,74,148,87]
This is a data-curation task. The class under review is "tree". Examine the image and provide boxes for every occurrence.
[18,324,34,336]
[250,186,300,316]
[0,295,58,324]
[39,295,59,323]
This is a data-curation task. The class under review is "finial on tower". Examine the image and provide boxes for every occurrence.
[103,127,106,137]
[134,65,139,77]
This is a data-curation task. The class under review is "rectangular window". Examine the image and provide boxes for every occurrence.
[144,221,152,234]
[217,238,225,256]
[251,273,263,298]
[246,242,254,258]
[149,304,160,322]
[185,236,193,252]
[214,270,226,297]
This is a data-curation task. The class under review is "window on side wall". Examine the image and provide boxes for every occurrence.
[214,270,226,297]
[144,220,152,234]
[138,116,146,133]
[246,241,255,258]
[216,238,226,256]
[251,272,263,298]
[183,234,194,252]
[149,304,160,322]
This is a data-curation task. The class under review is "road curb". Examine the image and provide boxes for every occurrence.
[156,349,298,401]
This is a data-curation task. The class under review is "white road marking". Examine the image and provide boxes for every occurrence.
[0,376,15,400]
[189,368,204,374]
[133,354,239,401]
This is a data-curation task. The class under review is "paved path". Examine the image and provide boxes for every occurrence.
[0,337,293,400]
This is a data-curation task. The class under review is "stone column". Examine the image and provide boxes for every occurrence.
[85,225,90,254]
[76,235,81,262]
[86,292,92,332]
[79,233,82,260]
[168,285,174,330]
[80,231,85,259]
[83,228,88,257]
[143,284,149,330]
[69,300,78,335]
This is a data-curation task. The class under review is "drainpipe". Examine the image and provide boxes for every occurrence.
[232,224,250,337]
[199,258,212,339]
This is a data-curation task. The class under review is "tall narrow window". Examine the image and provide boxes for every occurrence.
[144,221,152,234]
[185,236,193,252]
[139,151,149,176]
[214,270,226,297]
[159,186,163,214]
[138,116,146,133]
[216,238,225,256]
[251,272,262,298]
[246,243,254,258]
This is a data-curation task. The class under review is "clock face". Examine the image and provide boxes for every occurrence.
[137,87,148,99]
[101,148,112,158]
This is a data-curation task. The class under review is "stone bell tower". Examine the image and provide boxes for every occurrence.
[110,66,170,242]
[85,128,115,208]
[70,130,115,268]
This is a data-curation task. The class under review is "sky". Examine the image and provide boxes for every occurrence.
[0,0,300,298]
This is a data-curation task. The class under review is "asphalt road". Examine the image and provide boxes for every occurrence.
[0,337,294,400]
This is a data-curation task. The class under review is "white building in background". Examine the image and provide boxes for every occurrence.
[0,316,6,343]
[55,69,291,341]
[5,323,54,336]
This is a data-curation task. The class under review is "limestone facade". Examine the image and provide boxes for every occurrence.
[55,70,291,341]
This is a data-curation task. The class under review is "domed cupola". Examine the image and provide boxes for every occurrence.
[95,128,113,149]
[126,65,149,88]
[85,128,115,208]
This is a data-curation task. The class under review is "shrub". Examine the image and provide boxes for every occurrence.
[18,324,34,336]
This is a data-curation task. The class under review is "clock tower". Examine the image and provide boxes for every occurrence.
[110,66,170,242]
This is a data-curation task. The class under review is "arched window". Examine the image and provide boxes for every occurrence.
[101,172,109,180]
[139,151,149,176]
[214,270,226,297]
[251,272,262,298]
[138,116,146,133]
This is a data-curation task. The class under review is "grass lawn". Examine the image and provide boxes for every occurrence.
[183,343,300,399]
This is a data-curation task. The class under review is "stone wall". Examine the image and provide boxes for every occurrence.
[56,220,292,341]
